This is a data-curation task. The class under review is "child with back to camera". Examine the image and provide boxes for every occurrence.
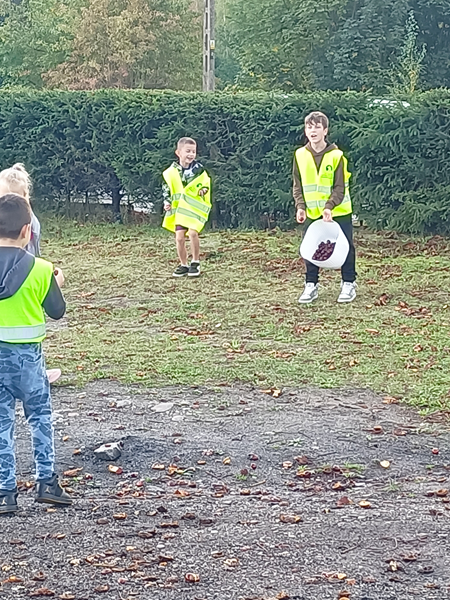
[0,164,62,382]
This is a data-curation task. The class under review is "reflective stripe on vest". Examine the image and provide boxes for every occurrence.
[0,323,46,341]
[295,147,352,220]
[162,167,211,233]
[0,257,53,343]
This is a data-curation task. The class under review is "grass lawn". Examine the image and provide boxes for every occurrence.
[42,219,450,413]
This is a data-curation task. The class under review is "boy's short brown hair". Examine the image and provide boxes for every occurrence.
[0,194,31,240]
[177,137,197,149]
[305,111,329,129]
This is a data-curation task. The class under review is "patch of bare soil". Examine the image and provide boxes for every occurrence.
[1,383,450,600]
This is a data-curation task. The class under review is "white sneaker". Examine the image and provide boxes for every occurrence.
[337,281,357,303]
[298,283,318,304]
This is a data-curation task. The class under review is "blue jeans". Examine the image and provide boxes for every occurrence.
[0,342,54,491]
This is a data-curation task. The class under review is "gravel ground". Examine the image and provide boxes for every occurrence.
[1,382,450,600]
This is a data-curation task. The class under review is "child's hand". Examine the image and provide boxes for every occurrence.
[54,268,65,288]
[322,209,332,222]
[198,187,209,197]
[296,208,306,224]
[163,201,172,212]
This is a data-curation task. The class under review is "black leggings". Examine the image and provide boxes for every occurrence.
[302,214,357,284]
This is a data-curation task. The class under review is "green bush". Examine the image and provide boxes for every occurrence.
[0,88,449,233]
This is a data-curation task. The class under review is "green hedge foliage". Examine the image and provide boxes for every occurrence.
[0,89,449,233]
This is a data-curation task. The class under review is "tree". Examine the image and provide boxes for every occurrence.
[222,0,348,91]
[391,11,427,93]
[0,0,81,88]
[44,0,202,90]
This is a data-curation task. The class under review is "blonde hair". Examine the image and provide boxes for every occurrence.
[0,163,31,201]
[177,137,196,150]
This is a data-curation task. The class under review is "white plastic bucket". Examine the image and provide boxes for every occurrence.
[300,220,349,269]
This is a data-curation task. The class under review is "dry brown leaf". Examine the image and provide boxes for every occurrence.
[359,500,372,509]
[113,513,127,520]
[282,461,293,469]
[108,465,123,475]
[280,513,302,524]
[63,468,82,477]
[151,463,165,471]
[184,573,200,583]
[380,461,390,469]
[94,585,109,593]
[382,395,399,404]
[337,496,353,507]
[30,589,55,597]
[222,457,232,465]
[223,558,239,567]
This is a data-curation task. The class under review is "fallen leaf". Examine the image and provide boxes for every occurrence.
[113,513,127,520]
[279,514,302,524]
[393,428,407,436]
[388,560,399,572]
[382,395,399,404]
[4,575,23,583]
[151,463,166,471]
[359,500,372,509]
[436,489,448,497]
[94,585,109,593]
[59,594,75,600]
[159,522,179,529]
[337,496,353,507]
[62,436,69,442]
[30,589,55,597]
[63,468,82,477]
[223,558,239,567]
[380,461,390,469]
[365,328,380,335]
[184,573,200,583]
[222,457,232,465]
[282,461,293,469]
[432,448,439,455]
[108,465,123,475]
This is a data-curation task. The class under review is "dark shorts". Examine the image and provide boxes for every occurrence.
[176,226,188,232]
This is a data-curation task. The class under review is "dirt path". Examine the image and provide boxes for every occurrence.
[1,383,450,600]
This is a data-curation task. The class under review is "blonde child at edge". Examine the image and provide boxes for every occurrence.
[162,138,211,277]
[0,164,62,383]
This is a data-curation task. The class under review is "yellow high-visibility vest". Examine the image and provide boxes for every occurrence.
[0,257,53,343]
[295,147,352,220]
[162,166,211,233]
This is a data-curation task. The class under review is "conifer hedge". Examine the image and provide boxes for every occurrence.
[0,88,449,233]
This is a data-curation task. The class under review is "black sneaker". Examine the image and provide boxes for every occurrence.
[188,262,201,277]
[0,488,18,515]
[173,265,189,278]
[35,474,72,506]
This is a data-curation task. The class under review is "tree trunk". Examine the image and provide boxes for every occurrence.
[111,176,123,223]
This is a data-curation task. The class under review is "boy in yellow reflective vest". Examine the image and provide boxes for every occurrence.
[0,194,72,514]
[293,111,357,304]
[162,137,211,277]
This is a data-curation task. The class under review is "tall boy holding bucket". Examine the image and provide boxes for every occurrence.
[293,111,357,304]
[162,137,211,278]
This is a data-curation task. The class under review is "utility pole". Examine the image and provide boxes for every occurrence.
[203,0,215,91]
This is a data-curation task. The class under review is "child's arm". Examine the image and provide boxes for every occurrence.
[293,158,306,223]
[162,182,171,211]
[325,158,345,211]
[42,273,66,320]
